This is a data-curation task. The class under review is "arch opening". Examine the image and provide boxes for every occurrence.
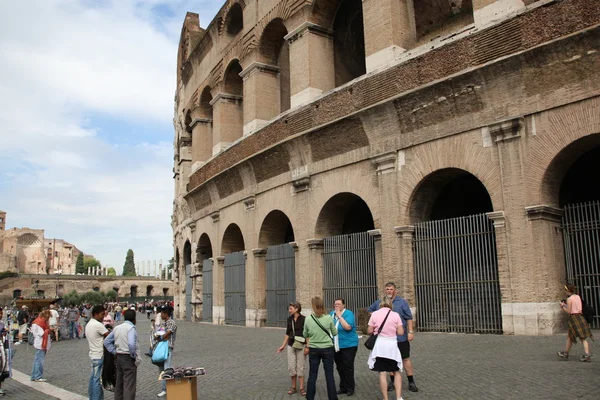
[559,143,600,207]
[333,0,366,87]
[222,223,245,254]
[414,0,474,42]
[146,285,153,297]
[259,210,295,248]
[199,86,213,119]
[226,3,243,36]
[183,240,192,266]
[196,233,213,263]
[224,60,243,96]
[316,193,375,238]
[409,168,493,223]
[130,285,138,298]
[259,19,290,113]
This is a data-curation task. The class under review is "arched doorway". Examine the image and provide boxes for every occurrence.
[409,168,501,334]
[183,240,192,321]
[259,210,296,327]
[197,233,214,322]
[259,19,290,115]
[332,0,366,87]
[548,135,600,328]
[130,285,138,298]
[316,193,377,314]
[222,224,246,325]
[146,285,153,297]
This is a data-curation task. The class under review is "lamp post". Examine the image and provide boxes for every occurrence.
[55,268,62,298]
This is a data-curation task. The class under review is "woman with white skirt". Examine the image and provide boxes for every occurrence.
[367,296,404,400]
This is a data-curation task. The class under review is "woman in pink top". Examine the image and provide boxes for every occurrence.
[367,296,404,400]
[557,284,592,362]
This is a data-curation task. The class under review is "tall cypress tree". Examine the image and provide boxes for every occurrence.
[122,249,136,276]
[75,252,85,274]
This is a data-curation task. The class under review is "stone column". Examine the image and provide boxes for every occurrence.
[473,0,525,27]
[213,256,225,324]
[394,225,416,306]
[190,108,213,166]
[240,62,280,136]
[154,261,157,278]
[249,248,267,327]
[285,23,335,109]
[306,239,325,308]
[362,0,417,72]
[210,93,243,156]
[87,266,91,275]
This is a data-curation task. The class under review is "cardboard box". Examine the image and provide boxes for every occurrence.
[166,376,197,400]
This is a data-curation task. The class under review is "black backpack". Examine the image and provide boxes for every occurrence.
[581,297,595,325]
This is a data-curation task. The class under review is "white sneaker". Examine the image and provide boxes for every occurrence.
[157,391,166,397]
[33,378,47,382]
[14,341,22,345]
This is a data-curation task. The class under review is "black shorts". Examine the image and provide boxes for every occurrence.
[397,341,410,360]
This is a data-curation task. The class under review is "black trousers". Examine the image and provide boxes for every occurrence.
[115,355,137,400]
[334,346,357,392]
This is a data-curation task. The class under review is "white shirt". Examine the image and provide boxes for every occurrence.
[31,323,52,351]
[85,318,108,360]
[49,309,59,326]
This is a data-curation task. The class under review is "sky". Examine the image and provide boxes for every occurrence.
[0,0,223,274]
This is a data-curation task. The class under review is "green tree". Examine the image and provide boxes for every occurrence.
[122,249,136,276]
[84,256,101,272]
[107,267,117,276]
[75,252,85,274]
[167,257,174,280]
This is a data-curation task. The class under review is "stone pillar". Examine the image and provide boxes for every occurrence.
[473,0,525,27]
[394,225,416,306]
[285,23,335,109]
[190,110,212,166]
[87,266,91,275]
[249,248,267,327]
[154,260,157,278]
[240,62,280,136]
[210,93,243,156]
[213,256,225,324]
[306,239,325,309]
[362,0,417,72]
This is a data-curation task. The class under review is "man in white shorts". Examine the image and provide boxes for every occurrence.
[16,305,29,345]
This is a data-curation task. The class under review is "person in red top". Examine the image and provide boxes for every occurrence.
[557,284,593,362]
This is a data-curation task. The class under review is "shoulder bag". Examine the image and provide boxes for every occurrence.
[291,318,306,350]
[364,309,391,350]
[311,314,334,344]
[152,340,169,364]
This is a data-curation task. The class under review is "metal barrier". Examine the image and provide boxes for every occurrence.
[563,200,600,329]
[202,259,213,322]
[185,264,193,321]
[323,232,378,315]
[224,251,246,326]
[266,244,296,327]
[413,214,502,334]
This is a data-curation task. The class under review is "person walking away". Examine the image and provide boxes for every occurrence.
[368,282,418,392]
[277,302,307,396]
[30,309,52,382]
[156,306,177,398]
[368,296,405,400]
[86,305,110,400]
[330,298,359,396]
[67,304,80,339]
[81,305,91,338]
[48,305,60,342]
[15,305,29,345]
[114,305,122,323]
[303,296,338,400]
[557,284,593,362]
[104,310,140,400]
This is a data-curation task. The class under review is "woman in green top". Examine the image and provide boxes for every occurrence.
[303,297,338,400]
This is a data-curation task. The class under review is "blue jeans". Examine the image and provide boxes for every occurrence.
[89,358,104,400]
[69,321,79,339]
[159,350,173,391]
[307,347,338,400]
[31,349,46,380]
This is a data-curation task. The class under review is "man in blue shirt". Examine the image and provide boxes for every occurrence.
[367,282,418,393]
[104,310,140,400]
[330,298,359,396]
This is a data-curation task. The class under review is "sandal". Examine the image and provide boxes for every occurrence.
[299,388,307,396]
[288,387,297,395]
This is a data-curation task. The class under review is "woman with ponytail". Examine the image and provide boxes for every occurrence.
[30,309,52,382]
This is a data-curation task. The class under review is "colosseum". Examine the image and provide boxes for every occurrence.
[172,0,600,335]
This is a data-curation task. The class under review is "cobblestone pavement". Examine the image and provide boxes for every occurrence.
[0,376,60,399]
[10,315,600,399]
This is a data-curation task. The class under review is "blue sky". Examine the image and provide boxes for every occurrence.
[0,0,222,273]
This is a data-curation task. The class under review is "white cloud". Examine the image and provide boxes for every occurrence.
[0,0,221,273]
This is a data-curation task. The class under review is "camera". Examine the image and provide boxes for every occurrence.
[560,299,567,304]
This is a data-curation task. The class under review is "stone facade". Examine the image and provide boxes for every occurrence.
[172,0,600,334]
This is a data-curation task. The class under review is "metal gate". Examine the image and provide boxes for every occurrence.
[563,200,600,329]
[224,251,246,326]
[323,232,378,314]
[185,264,192,321]
[202,259,213,322]
[266,243,296,327]
[413,214,502,334]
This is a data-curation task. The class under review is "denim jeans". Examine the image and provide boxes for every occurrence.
[88,358,104,400]
[159,350,173,392]
[31,349,46,380]
[307,347,338,400]
[69,321,79,339]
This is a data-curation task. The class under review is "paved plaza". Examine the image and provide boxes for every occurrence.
[7,316,600,399]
